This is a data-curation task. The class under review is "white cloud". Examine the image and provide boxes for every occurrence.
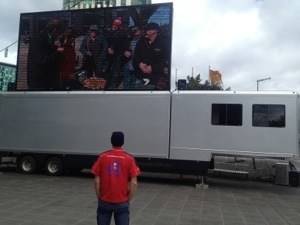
[167,0,300,91]
[0,0,62,64]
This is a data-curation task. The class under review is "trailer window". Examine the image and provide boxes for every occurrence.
[252,104,285,127]
[211,104,242,126]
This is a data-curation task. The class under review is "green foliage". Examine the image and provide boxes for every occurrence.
[185,74,223,90]
[186,74,202,90]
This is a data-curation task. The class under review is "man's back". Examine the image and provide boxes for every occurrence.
[92,148,139,203]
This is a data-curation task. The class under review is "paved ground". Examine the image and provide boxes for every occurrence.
[0,171,300,225]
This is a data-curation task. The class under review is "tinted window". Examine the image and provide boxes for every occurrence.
[211,104,242,126]
[252,104,285,127]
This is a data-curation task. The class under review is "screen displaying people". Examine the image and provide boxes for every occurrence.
[17,3,172,91]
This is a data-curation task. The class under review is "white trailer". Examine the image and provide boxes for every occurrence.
[171,91,299,160]
[0,91,299,175]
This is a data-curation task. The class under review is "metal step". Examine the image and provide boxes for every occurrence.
[210,168,249,179]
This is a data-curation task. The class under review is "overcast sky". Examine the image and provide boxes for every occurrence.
[0,0,299,91]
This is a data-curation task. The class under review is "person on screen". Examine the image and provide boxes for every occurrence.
[133,22,169,90]
[122,26,143,89]
[80,25,108,79]
[57,27,80,90]
[27,19,63,90]
[105,17,129,89]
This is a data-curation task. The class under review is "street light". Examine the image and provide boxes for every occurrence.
[256,76,271,91]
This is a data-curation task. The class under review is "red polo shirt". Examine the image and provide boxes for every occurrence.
[91,147,140,203]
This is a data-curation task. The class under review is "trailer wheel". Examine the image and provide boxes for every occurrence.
[46,157,63,176]
[18,156,37,174]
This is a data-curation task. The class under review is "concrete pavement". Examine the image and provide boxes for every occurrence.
[0,172,300,225]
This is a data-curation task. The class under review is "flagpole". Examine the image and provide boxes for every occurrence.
[209,65,211,85]
[175,68,178,90]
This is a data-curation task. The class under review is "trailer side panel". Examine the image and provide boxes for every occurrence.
[0,92,171,158]
[170,91,298,161]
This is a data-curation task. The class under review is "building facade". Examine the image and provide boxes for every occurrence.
[0,62,16,91]
[63,0,151,9]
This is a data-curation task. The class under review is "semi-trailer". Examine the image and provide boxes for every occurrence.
[0,91,298,176]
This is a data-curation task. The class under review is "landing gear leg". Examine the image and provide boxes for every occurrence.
[195,175,209,189]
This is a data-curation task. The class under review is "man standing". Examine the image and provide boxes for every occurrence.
[80,25,107,78]
[92,131,140,225]
[28,19,62,90]
[123,26,143,89]
[133,22,170,90]
[106,17,128,89]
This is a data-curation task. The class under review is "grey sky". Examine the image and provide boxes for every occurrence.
[0,0,299,91]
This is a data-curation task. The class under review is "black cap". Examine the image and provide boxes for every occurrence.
[111,131,124,147]
[145,22,160,32]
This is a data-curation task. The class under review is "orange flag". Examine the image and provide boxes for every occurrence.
[209,69,222,86]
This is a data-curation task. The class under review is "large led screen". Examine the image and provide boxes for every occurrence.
[17,3,172,91]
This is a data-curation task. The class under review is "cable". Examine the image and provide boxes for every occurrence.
[0,40,18,53]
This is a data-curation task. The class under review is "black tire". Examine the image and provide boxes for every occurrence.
[45,157,63,176]
[18,156,37,174]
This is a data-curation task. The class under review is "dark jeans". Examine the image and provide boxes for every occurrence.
[106,56,123,89]
[123,64,136,90]
[83,55,104,78]
[97,200,129,225]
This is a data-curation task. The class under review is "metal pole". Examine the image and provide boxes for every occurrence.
[175,68,178,90]
[256,77,271,91]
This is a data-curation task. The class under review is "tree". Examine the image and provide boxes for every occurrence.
[186,74,202,90]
